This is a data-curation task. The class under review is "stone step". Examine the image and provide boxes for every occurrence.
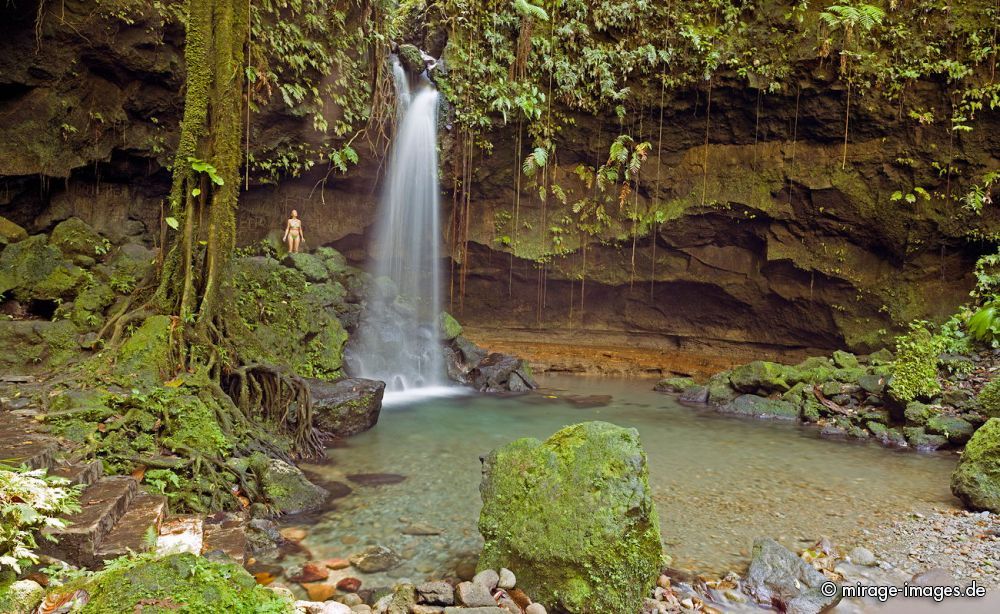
[93,493,168,565]
[49,459,103,487]
[0,423,59,469]
[202,519,248,564]
[40,476,138,565]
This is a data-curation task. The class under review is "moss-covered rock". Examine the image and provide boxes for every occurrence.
[284,252,329,283]
[707,374,738,405]
[228,457,327,516]
[0,216,28,246]
[49,217,106,259]
[720,394,800,420]
[952,419,1000,512]
[903,401,936,426]
[903,426,948,451]
[478,421,662,614]
[115,315,173,384]
[55,552,293,613]
[832,350,860,369]
[0,234,84,301]
[0,319,81,371]
[398,43,426,74]
[926,414,976,445]
[70,279,115,329]
[315,246,349,276]
[654,377,697,393]
[303,281,347,310]
[440,311,463,340]
[309,377,385,437]
[729,361,792,393]
[978,379,1000,418]
[0,579,44,614]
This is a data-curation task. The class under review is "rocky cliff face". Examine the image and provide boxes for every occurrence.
[446,69,999,355]
[2,4,997,358]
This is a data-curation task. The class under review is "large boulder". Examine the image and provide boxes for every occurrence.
[477,421,662,613]
[468,353,536,393]
[229,457,329,516]
[745,537,842,613]
[0,234,83,301]
[0,579,44,614]
[49,217,105,259]
[309,377,385,437]
[284,252,330,283]
[0,216,28,246]
[951,418,1000,512]
[729,361,793,393]
[0,319,80,371]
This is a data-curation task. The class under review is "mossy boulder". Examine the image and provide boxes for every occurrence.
[55,552,292,613]
[49,217,105,259]
[309,377,385,437]
[478,421,662,614]
[0,234,84,301]
[903,401,936,425]
[440,311,463,341]
[227,457,328,516]
[0,319,80,371]
[868,348,894,365]
[0,216,28,246]
[115,315,173,384]
[70,279,115,329]
[978,379,1000,418]
[832,350,860,369]
[284,252,329,283]
[903,426,948,451]
[0,579,45,614]
[729,361,792,393]
[720,394,800,421]
[952,418,1000,512]
[315,246,349,276]
[397,43,426,74]
[654,377,697,393]
[303,281,347,309]
[707,374,738,405]
[926,415,975,445]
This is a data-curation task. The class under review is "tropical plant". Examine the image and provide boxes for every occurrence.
[0,465,82,573]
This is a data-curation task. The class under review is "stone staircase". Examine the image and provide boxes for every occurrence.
[0,403,244,569]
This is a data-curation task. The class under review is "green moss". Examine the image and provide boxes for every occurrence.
[59,553,292,613]
[71,280,115,330]
[397,43,425,74]
[729,361,792,393]
[283,252,329,283]
[952,419,1000,512]
[888,324,942,403]
[0,216,27,246]
[49,217,106,258]
[478,421,662,614]
[832,350,860,369]
[978,379,1000,418]
[654,377,696,393]
[0,235,83,301]
[440,311,463,341]
[116,315,173,385]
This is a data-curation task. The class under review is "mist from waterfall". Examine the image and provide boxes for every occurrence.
[349,57,446,394]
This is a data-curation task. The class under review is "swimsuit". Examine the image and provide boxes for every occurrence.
[288,219,302,237]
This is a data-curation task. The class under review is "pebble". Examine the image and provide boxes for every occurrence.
[497,568,516,590]
[301,582,335,602]
[325,558,351,570]
[848,546,876,566]
[281,527,308,542]
[455,581,495,607]
[473,569,500,591]
[337,577,362,592]
[524,604,547,614]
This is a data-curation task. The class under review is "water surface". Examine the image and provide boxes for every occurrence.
[282,375,959,585]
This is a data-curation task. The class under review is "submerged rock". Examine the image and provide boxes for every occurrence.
[952,418,1000,512]
[654,377,696,393]
[309,377,385,437]
[350,545,402,573]
[478,421,662,613]
[744,537,841,613]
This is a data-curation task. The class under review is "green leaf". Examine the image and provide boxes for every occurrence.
[165,217,180,230]
[191,188,201,197]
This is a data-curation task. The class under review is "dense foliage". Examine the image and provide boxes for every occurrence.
[0,466,82,574]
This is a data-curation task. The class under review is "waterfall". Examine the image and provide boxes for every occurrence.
[349,57,445,393]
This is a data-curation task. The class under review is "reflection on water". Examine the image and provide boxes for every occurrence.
[281,374,959,585]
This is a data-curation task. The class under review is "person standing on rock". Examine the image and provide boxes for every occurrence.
[283,209,304,254]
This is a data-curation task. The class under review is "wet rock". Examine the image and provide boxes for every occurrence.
[903,427,948,451]
[468,353,537,393]
[951,418,1000,512]
[455,581,495,607]
[347,473,406,486]
[247,458,328,515]
[453,336,488,367]
[402,522,441,535]
[478,421,661,614]
[654,377,696,393]
[563,394,612,408]
[720,394,799,420]
[302,582,336,602]
[290,562,329,583]
[707,375,738,405]
[472,569,499,591]
[350,545,402,573]
[903,401,936,425]
[497,568,516,590]
[416,581,454,605]
[325,558,351,570]
[857,373,886,394]
[338,577,363,592]
[310,377,385,437]
[679,385,709,403]
[925,414,975,445]
[745,537,841,613]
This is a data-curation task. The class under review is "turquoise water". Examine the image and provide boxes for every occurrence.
[281,374,958,587]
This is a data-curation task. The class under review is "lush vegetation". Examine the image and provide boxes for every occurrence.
[0,466,82,574]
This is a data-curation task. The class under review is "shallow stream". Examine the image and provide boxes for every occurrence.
[276,375,959,589]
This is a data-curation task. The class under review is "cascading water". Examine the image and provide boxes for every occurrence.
[348,57,446,394]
